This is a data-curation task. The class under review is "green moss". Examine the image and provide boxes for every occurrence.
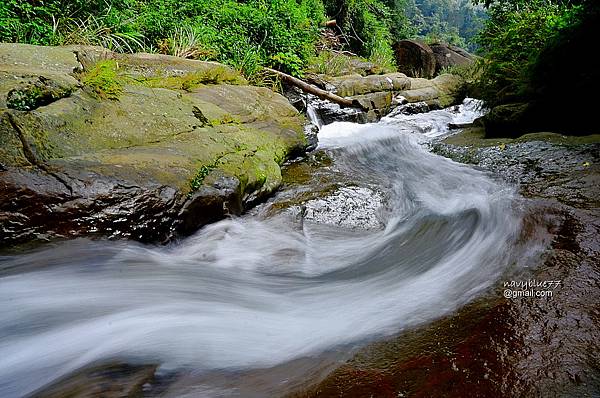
[210,113,241,126]
[444,128,600,148]
[140,67,245,91]
[81,59,245,100]
[81,60,124,100]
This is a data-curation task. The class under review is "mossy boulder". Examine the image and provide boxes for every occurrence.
[0,44,307,247]
[397,74,465,109]
[309,72,465,125]
[481,102,533,138]
[328,73,411,97]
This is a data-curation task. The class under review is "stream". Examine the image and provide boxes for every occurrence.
[0,100,544,397]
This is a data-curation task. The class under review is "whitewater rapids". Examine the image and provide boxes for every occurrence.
[0,99,530,396]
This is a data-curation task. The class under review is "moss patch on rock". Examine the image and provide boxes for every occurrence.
[81,60,124,100]
[0,43,308,245]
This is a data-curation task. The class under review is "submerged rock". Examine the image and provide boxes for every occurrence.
[291,186,385,230]
[0,44,308,247]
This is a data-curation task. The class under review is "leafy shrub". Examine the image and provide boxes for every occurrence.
[60,15,145,53]
[474,0,583,106]
[323,0,394,60]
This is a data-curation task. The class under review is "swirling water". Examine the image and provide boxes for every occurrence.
[0,100,532,396]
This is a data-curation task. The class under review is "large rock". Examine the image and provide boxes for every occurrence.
[393,39,436,79]
[327,73,411,97]
[306,72,465,125]
[0,44,308,248]
[480,102,534,138]
[396,74,466,109]
[430,43,476,74]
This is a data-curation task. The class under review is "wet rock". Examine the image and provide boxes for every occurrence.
[34,363,157,398]
[0,166,180,244]
[175,173,242,236]
[302,132,600,398]
[304,123,319,152]
[432,131,600,209]
[0,44,308,248]
[393,39,437,78]
[308,73,465,125]
[308,98,368,125]
[292,186,385,230]
[388,101,430,116]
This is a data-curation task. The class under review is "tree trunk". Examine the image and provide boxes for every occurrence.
[264,67,366,110]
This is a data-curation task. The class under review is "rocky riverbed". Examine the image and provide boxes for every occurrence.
[1,43,598,398]
[296,129,600,398]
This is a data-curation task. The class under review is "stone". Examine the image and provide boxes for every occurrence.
[396,74,465,109]
[393,40,436,78]
[430,43,476,74]
[328,73,411,97]
[0,44,308,248]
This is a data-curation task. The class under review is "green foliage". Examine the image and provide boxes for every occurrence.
[1,0,325,79]
[189,164,216,193]
[474,0,582,106]
[307,51,361,76]
[399,0,487,51]
[60,15,145,53]
[439,62,481,81]
[6,86,46,111]
[0,0,139,46]
[323,0,395,60]
[134,0,325,77]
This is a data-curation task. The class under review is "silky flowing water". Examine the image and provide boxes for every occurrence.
[0,99,541,397]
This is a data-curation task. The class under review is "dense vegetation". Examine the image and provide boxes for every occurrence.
[403,0,487,50]
[0,0,327,77]
[1,0,485,78]
[474,0,587,104]
[470,0,598,133]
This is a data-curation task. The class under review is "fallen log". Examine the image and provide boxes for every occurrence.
[263,67,366,110]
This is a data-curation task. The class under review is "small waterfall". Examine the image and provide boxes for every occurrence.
[306,103,323,129]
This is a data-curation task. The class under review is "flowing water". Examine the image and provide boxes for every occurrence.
[0,100,538,397]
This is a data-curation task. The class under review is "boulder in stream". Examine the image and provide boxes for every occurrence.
[0,44,309,248]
